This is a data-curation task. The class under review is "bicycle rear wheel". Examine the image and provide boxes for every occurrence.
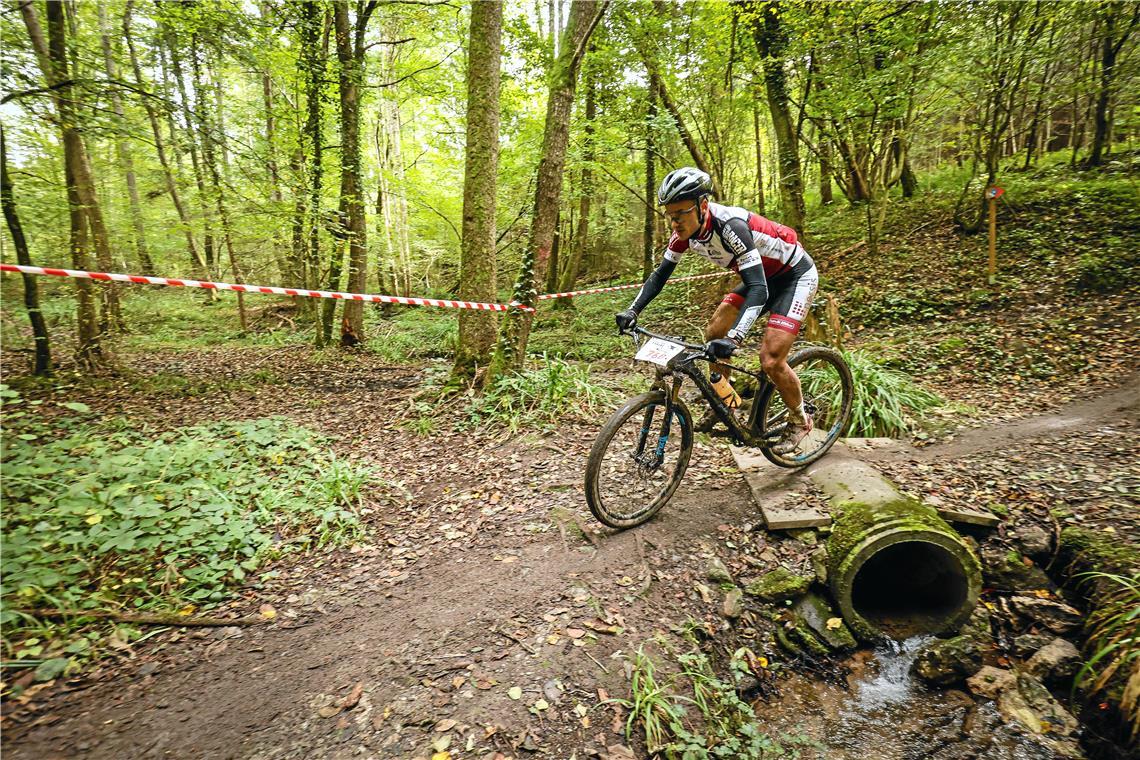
[756,345,853,468]
[585,391,694,529]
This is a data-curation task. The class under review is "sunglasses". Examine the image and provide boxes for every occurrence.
[665,203,698,224]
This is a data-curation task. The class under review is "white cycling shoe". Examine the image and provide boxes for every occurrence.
[772,413,813,455]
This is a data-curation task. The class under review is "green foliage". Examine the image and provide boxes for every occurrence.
[1,386,373,676]
[612,642,781,759]
[1073,572,1140,738]
[464,355,616,430]
[841,349,945,438]
[368,309,459,362]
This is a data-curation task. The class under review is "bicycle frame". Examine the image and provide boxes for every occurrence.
[627,327,781,448]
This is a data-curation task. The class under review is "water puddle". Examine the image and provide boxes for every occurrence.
[751,636,1059,759]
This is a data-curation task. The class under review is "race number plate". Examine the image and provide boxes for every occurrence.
[635,337,685,367]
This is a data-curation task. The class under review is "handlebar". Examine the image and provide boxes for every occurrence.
[621,324,706,351]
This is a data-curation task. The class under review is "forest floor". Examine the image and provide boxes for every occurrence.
[2,161,1138,758]
[1,340,1136,759]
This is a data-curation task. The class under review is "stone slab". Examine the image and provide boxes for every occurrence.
[804,446,902,507]
[839,437,911,455]
[731,446,831,530]
[936,506,1001,527]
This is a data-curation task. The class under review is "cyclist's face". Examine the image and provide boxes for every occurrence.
[664,198,704,238]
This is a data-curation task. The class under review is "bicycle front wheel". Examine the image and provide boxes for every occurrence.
[585,391,694,529]
[756,345,854,468]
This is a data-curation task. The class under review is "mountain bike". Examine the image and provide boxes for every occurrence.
[585,325,854,529]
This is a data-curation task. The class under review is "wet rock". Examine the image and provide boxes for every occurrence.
[980,545,1052,591]
[744,568,812,603]
[792,592,856,651]
[1012,633,1055,657]
[781,617,831,657]
[1024,638,1080,683]
[997,672,1080,739]
[722,588,744,619]
[706,557,733,584]
[810,546,828,585]
[1010,523,1052,560]
[967,665,1018,699]
[913,635,985,686]
[1008,596,1082,633]
[959,603,993,641]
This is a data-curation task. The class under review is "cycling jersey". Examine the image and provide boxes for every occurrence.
[663,202,807,279]
[628,203,814,341]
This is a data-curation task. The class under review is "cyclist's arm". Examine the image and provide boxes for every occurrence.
[727,263,767,343]
[627,256,677,314]
[722,218,768,343]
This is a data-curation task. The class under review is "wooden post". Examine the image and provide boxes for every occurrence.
[986,186,1002,285]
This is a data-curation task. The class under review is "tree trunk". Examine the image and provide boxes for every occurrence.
[633,3,722,198]
[1088,3,1137,166]
[97,0,153,276]
[191,35,247,330]
[20,0,104,364]
[643,72,658,280]
[123,0,207,281]
[1,127,52,376]
[452,0,503,381]
[490,0,607,378]
[749,0,805,233]
[300,0,325,324]
[558,54,596,304]
[334,0,371,346]
[752,85,765,214]
[819,137,834,205]
[167,36,216,279]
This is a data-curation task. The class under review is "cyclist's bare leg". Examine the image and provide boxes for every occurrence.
[760,326,803,417]
[705,302,739,378]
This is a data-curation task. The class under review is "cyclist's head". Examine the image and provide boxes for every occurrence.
[658,167,712,238]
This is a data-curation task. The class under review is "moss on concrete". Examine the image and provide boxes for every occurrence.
[745,568,813,603]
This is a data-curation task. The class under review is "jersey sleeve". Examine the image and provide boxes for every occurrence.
[727,255,768,343]
[720,217,763,271]
[662,232,689,263]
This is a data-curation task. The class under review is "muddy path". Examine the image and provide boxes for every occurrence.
[2,348,1136,759]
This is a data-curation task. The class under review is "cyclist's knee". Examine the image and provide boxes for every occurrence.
[760,348,788,376]
[705,305,737,340]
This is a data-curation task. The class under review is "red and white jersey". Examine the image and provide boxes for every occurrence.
[663,202,805,278]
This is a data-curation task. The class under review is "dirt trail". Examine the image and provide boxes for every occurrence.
[3,351,1136,759]
[865,371,1140,463]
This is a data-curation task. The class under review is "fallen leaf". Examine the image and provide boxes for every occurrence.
[508,686,523,700]
[259,604,277,620]
[532,698,549,711]
[339,682,363,710]
[566,628,586,639]
[546,634,560,645]
[826,617,843,630]
[434,718,457,732]
[432,735,451,752]
[318,705,341,719]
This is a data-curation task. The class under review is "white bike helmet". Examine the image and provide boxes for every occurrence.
[657,167,713,205]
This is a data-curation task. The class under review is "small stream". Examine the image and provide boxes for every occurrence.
[751,636,1060,759]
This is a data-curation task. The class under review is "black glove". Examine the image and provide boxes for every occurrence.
[615,309,638,333]
[705,337,738,359]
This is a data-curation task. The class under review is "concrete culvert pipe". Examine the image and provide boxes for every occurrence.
[827,499,982,642]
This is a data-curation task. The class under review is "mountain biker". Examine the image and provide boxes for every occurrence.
[615,167,819,455]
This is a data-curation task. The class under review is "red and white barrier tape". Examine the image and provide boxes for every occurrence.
[0,263,528,312]
[535,271,727,301]
[1,264,732,312]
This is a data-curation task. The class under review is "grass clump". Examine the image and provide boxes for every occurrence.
[0,387,373,684]
[1073,571,1140,742]
[612,642,782,759]
[842,348,945,437]
[464,355,616,430]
